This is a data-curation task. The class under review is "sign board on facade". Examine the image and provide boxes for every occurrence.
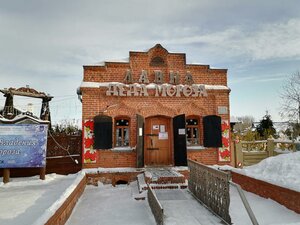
[139,128,143,136]
[0,124,48,168]
[178,128,186,135]
[218,106,228,115]
[159,132,168,140]
[106,83,208,97]
[152,125,159,130]
[159,125,165,133]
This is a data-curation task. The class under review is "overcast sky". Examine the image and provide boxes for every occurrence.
[1,0,300,125]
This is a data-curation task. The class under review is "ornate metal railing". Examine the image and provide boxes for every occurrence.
[188,160,231,224]
[147,184,164,225]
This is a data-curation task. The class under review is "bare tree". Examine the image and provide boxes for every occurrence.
[280,71,300,123]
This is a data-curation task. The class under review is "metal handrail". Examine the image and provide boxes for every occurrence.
[230,181,259,225]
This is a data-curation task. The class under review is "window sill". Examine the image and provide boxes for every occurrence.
[111,147,133,152]
[187,145,206,151]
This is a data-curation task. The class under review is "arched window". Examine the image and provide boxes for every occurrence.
[150,56,166,66]
[115,118,130,147]
[186,117,200,146]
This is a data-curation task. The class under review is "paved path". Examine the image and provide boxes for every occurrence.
[66,183,155,225]
[66,182,223,225]
[155,189,224,225]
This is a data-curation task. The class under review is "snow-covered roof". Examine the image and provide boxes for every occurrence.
[230,116,240,123]
[79,81,230,90]
[84,58,130,66]
[0,114,49,124]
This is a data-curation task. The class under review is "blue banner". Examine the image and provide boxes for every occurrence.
[0,124,48,168]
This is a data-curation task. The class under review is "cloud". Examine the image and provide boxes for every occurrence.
[229,73,286,85]
[160,18,300,61]
[0,0,300,123]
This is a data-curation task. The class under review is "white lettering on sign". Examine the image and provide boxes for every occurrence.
[139,70,149,83]
[106,83,207,97]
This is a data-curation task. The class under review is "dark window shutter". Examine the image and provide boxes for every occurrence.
[173,114,187,166]
[136,114,144,168]
[203,115,222,147]
[94,115,112,149]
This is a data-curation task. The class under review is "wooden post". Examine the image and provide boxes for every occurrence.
[267,139,274,157]
[40,167,46,180]
[230,140,235,167]
[292,141,296,152]
[235,141,243,168]
[3,168,10,184]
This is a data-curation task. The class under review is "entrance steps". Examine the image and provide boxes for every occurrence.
[137,167,188,193]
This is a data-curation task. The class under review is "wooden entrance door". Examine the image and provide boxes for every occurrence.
[144,116,172,166]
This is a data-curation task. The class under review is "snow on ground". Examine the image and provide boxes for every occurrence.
[236,151,300,192]
[155,189,223,225]
[214,151,300,192]
[0,170,299,225]
[66,181,155,225]
[67,182,300,225]
[0,172,83,225]
[67,182,223,225]
[230,185,300,225]
[2,151,300,225]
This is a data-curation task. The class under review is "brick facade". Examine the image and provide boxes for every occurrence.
[80,44,231,168]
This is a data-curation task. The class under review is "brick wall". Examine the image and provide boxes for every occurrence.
[187,149,218,165]
[232,171,300,214]
[81,44,230,168]
[86,172,142,186]
[45,174,86,225]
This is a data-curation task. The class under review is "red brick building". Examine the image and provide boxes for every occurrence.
[79,44,231,169]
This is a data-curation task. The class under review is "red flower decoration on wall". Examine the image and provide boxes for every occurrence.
[222,136,229,147]
[221,122,230,132]
[83,120,94,131]
[84,138,94,148]
[220,149,230,159]
[84,150,96,162]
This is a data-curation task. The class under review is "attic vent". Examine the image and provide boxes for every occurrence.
[150,56,165,66]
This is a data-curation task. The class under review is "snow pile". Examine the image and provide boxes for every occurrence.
[230,186,300,225]
[33,171,85,225]
[238,151,300,192]
[0,172,84,225]
[66,182,156,225]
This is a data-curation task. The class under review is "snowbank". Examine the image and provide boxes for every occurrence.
[33,171,85,225]
[0,172,85,225]
[236,152,300,192]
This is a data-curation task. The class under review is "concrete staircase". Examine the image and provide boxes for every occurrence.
[137,167,188,193]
